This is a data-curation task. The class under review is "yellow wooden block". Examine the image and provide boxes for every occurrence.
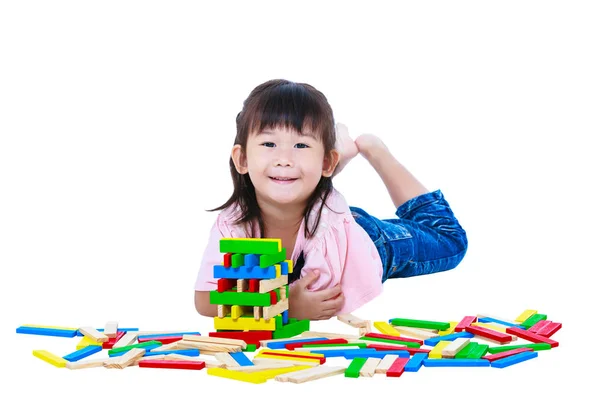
[275,264,281,278]
[22,324,79,331]
[207,367,267,384]
[231,305,243,320]
[254,354,321,364]
[428,341,452,359]
[374,321,401,337]
[76,335,102,350]
[515,309,537,323]
[285,259,294,274]
[214,316,276,331]
[33,350,67,368]
[473,322,507,333]
[255,365,312,379]
[438,321,458,335]
[258,349,324,357]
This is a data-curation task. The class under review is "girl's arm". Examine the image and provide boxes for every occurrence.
[194,291,217,317]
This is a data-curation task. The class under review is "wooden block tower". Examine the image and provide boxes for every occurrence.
[208,238,310,348]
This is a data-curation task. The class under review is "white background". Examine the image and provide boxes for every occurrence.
[1,0,598,398]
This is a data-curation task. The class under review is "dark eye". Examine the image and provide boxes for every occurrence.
[295,143,309,149]
[261,142,275,148]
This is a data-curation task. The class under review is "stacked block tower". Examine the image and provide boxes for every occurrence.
[208,238,310,349]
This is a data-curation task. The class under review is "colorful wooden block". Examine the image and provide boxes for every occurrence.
[438,321,459,335]
[207,367,266,384]
[389,318,450,331]
[424,331,474,346]
[139,359,206,370]
[386,356,409,377]
[404,352,428,372]
[220,238,282,255]
[506,326,559,348]
[272,318,310,339]
[466,344,489,359]
[441,338,471,358]
[17,326,77,338]
[267,337,328,349]
[345,357,367,378]
[213,264,277,280]
[33,350,67,368]
[515,309,537,323]
[487,343,551,354]
[483,348,532,362]
[423,358,490,367]
[455,342,479,359]
[537,321,562,337]
[455,316,477,332]
[365,332,423,345]
[210,290,272,307]
[214,316,277,331]
[490,351,538,368]
[465,325,513,344]
[63,345,102,362]
[521,313,547,329]
[230,351,254,366]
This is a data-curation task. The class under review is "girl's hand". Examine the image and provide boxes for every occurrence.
[288,270,345,320]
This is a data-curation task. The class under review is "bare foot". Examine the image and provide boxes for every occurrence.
[332,123,359,177]
[355,133,389,162]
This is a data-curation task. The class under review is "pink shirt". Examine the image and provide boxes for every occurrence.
[194,188,384,314]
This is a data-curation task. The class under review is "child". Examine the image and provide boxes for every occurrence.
[194,79,468,321]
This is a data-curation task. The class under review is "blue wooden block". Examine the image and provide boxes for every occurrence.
[424,331,475,346]
[306,348,359,358]
[244,254,260,268]
[282,310,289,325]
[266,337,328,349]
[63,345,103,362]
[230,351,254,366]
[214,264,277,279]
[76,328,139,337]
[16,326,78,338]
[343,349,410,359]
[405,352,428,372]
[491,351,538,368]
[146,349,200,357]
[281,261,288,276]
[423,358,490,367]
[137,332,200,340]
[477,317,519,327]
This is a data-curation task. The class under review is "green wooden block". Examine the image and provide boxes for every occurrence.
[108,340,162,355]
[286,286,289,298]
[220,239,281,255]
[455,342,479,359]
[304,342,367,349]
[275,315,283,330]
[272,319,310,339]
[389,318,450,331]
[209,290,272,307]
[243,344,257,352]
[259,249,286,268]
[487,343,551,354]
[522,313,547,329]
[275,289,281,302]
[359,336,421,348]
[231,253,245,268]
[345,357,367,378]
[466,343,489,359]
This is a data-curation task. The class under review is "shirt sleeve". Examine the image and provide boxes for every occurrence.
[194,213,232,292]
[297,216,384,314]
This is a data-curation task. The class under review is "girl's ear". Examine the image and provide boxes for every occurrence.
[322,149,340,177]
[231,144,248,174]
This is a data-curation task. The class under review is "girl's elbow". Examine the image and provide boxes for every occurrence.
[194,291,217,317]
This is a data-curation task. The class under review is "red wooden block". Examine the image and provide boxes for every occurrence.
[138,360,206,370]
[528,320,551,334]
[103,331,126,349]
[248,279,259,293]
[217,278,236,293]
[365,332,423,345]
[269,291,277,305]
[209,330,272,347]
[483,348,532,362]
[386,357,409,377]
[465,325,513,344]
[261,351,326,364]
[367,343,430,355]
[537,321,562,338]
[455,316,477,332]
[138,335,182,344]
[223,253,232,267]
[506,326,559,348]
[285,338,347,350]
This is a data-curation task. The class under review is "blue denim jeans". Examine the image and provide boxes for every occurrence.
[350,189,468,282]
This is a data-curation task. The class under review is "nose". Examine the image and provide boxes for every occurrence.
[273,147,294,167]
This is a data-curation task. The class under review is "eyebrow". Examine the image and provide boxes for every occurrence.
[259,130,318,139]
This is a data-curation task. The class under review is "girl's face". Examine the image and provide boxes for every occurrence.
[232,126,338,208]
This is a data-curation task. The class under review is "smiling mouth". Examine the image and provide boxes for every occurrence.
[270,177,298,182]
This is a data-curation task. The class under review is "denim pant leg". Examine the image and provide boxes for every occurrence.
[350,189,468,282]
